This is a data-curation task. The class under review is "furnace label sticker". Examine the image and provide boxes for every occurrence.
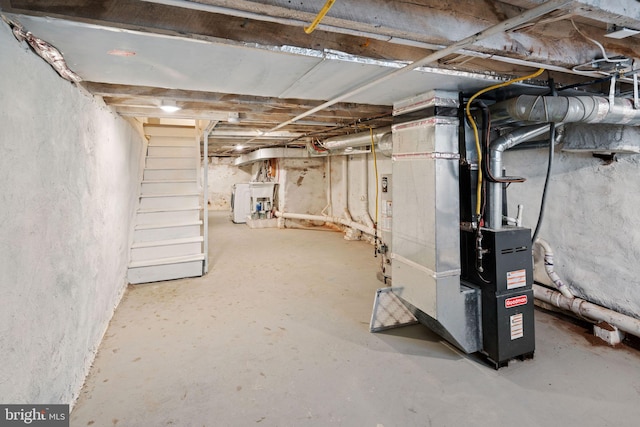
[510,313,524,340]
[506,269,527,289]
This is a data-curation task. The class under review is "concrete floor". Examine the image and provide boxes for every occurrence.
[71,212,640,427]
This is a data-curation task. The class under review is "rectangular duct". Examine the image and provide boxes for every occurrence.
[390,90,481,353]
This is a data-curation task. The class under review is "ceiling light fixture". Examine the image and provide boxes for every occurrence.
[160,100,181,113]
[228,112,240,123]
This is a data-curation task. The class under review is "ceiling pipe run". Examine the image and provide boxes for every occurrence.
[142,0,622,84]
[321,127,391,151]
[242,0,572,143]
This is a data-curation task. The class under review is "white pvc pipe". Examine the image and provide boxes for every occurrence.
[343,156,351,220]
[360,156,375,229]
[534,238,574,299]
[239,0,572,140]
[144,0,621,86]
[322,156,332,216]
[274,211,376,237]
[533,284,640,337]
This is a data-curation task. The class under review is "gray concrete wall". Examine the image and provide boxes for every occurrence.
[0,22,146,404]
[204,157,251,211]
[504,146,640,318]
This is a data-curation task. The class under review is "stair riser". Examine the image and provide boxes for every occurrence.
[131,242,202,262]
[144,169,197,180]
[139,195,200,210]
[147,146,197,157]
[134,225,201,242]
[148,136,195,147]
[141,181,198,194]
[128,260,203,284]
[146,157,196,169]
[136,210,200,224]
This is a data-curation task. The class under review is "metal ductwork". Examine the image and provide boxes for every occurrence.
[487,124,552,229]
[491,95,640,126]
[321,127,392,151]
[234,147,310,166]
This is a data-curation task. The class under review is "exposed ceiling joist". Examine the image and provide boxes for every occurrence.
[3,0,640,156]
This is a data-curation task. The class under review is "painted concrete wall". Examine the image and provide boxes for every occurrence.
[277,158,326,215]
[0,22,146,405]
[504,146,640,318]
[204,157,251,211]
[328,154,391,227]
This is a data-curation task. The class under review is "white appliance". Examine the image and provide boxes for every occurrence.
[231,183,251,223]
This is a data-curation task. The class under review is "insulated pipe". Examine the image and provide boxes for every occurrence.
[274,211,376,237]
[491,95,640,126]
[322,127,391,151]
[487,124,551,229]
[533,284,640,337]
[342,156,351,220]
[534,239,574,298]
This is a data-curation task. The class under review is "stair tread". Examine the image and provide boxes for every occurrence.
[146,156,195,159]
[139,192,200,198]
[132,236,203,249]
[129,253,205,269]
[135,220,202,230]
[137,206,202,214]
[144,167,195,170]
[148,145,196,148]
[142,179,197,184]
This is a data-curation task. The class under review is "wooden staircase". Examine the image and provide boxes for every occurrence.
[127,125,205,284]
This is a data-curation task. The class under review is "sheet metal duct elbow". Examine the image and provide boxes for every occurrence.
[491,95,640,126]
[486,124,551,229]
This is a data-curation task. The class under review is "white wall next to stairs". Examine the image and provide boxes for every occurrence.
[0,22,146,405]
[205,157,251,211]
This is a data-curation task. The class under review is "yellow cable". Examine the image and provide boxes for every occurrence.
[304,0,336,34]
[370,127,379,228]
[465,67,545,218]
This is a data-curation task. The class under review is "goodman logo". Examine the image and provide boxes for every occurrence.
[1,405,68,426]
[505,295,528,309]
